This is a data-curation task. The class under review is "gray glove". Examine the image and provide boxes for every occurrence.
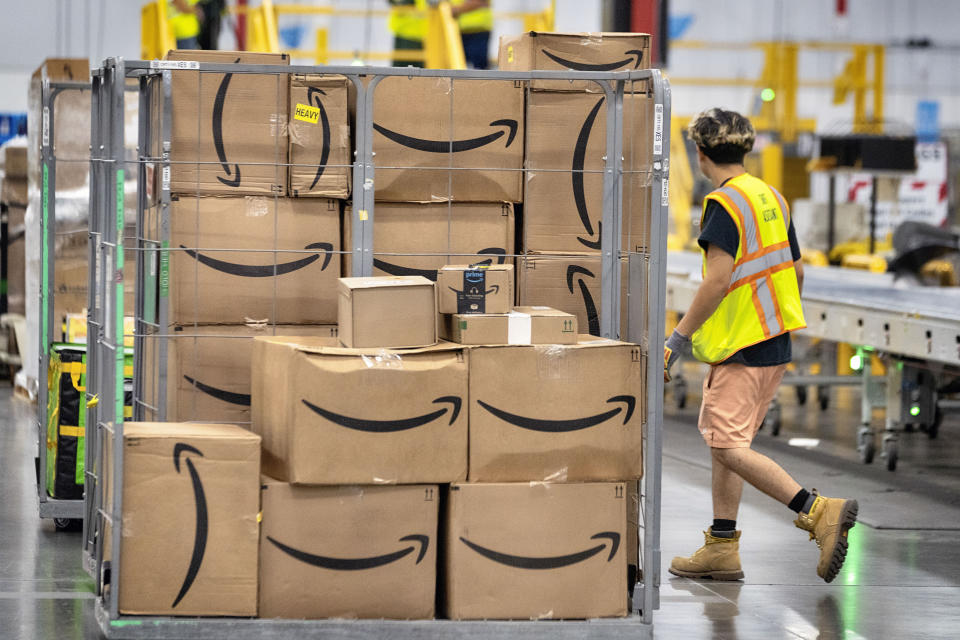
[664,329,691,382]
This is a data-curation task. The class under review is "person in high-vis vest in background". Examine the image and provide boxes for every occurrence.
[451,0,493,69]
[389,0,428,67]
[169,0,202,50]
[665,109,859,584]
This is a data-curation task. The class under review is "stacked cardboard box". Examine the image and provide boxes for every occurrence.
[144,51,351,424]
[2,147,27,314]
[499,32,654,336]
[348,76,523,282]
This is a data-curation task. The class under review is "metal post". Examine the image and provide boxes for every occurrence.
[156,69,173,421]
[827,173,836,255]
[37,77,54,514]
[869,175,878,254]
[641,68,669,621]
[355,75,380,278]
[599,79,624,340]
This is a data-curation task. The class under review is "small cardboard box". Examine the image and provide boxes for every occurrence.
[288,74,351,198]
[251,337,467,484]
[444,482,628,620]
[338,276,437,348]
[166,50,290,196]
[167,195,340,325]
[141,324,338,424]
[111,422,261,616]
[437,264,513,314]
[516,253,635,339]
[343,202,515,282]
[498,31,651,92]
[259,480,438,619]
[441,307,577,345]
[524,91,652,253]
[3,147,27,179]
[372,76,523,202]
[468,336,644,482]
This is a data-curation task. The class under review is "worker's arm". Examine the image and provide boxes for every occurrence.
[794,259,804,296]
[664,244,733,380]
[450,0,490,17]
[676,244,734,337]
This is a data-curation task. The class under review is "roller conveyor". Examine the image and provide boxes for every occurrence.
[665,250,960,470]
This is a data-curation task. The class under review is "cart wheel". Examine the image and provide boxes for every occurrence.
[796,386,808,406]
[817,386,829,411]
[903,423,914,433]
[928,407,942,440]
[54,518,81,532]
[763,406,782,436]
[885,442,898,471]
[860,441,875,464]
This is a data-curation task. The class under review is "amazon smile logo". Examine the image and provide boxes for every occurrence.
[180,242,332,277]
[267,534,429,570]
[567,265,600,336]
[183,375,250,406]
[447,284,500,297]
[374,119,518,153]
[574,97,605,250]
[212,58,243,187]
[306,87,331,190]
[302,395,462,433]
[460,532,620,569]
[172,443,207,608]
[542,48,644,71]
[476,396,635,432]
[374,247,506,282]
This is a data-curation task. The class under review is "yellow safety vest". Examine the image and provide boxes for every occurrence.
[452,0,494,33]
[692,173,806,364]
[168,0,200,40]
[389,0,429,41]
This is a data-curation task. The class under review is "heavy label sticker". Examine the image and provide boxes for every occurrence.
[150,60,200,70]
[294,102,321,124]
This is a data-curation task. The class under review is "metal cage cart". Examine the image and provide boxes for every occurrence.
[35,77,94,528]
[84,57,670,638]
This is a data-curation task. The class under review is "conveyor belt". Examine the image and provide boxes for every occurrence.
[666,251,960,366]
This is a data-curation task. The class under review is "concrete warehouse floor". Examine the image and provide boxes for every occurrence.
[2,368,959,639]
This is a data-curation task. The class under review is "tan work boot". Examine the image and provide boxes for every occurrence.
[794,492,859,583]
[668,529,744,581]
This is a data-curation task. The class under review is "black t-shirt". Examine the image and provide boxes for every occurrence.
[697,191,802,367]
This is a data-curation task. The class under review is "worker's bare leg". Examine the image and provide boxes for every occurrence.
[711,446,802,506]
[712,455,744,520]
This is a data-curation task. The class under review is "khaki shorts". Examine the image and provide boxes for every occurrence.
[698,363,786,448]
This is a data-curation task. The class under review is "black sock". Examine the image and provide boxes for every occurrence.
[711,519,736,537]
[789,488,814,514]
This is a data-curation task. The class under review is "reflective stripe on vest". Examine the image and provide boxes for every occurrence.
[692,173,806,364]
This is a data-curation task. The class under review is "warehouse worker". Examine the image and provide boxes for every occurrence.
[664,108,859,584]
[168,0,202,50]
[451,0,493,69]
[389,0,428,67]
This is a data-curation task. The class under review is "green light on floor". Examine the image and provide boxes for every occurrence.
[850,354,863,371]
[910,405,921,417]
[761,88,776,102]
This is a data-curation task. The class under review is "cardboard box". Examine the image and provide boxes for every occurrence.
[288,74,351,198]
[338,276,437,348]
[437,264,513,314]
[444,482,628,620]
[259,481,438,619]
[468,336,644,482]
[516,253,634,339]
[1,177,27,207]
[524,91,652,253]
[343,202,515,281]
[498,31,651,92]
[141,324,338,424]
[441,306,577,345]
[111,422,260,616]
[251,337,468,484]
[166,50,290,196]
[372,77,523,202]
[167,196,340,325]
[31,59,91,191]
[3,147,28,179]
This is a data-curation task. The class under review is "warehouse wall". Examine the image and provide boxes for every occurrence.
[668,0,960,130]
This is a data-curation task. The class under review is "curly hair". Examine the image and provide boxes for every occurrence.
[687,108,755,165]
